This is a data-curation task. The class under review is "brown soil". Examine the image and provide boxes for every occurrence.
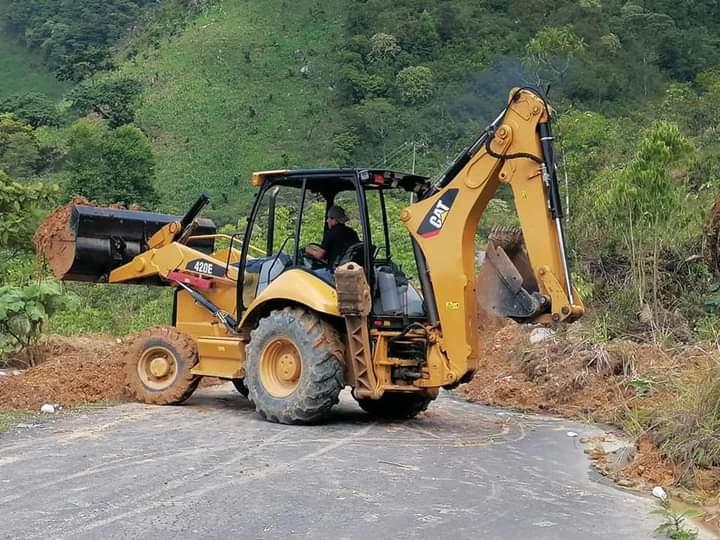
[33,196,91,279]
[459,321,711,421]
[0,335,127,410]
[0,334,224,411]
[33,198,142,280]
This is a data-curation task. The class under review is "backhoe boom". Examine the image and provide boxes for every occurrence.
[402,87,584,386]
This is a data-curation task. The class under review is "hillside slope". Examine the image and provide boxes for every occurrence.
[0,29,67,99]
[120,1,344,220]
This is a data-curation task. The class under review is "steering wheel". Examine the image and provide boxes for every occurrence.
[302,243,326,269]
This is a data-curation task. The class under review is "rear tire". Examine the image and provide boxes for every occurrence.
[125,326,200,405]
[356,392,434,420]
[245,307,344,424]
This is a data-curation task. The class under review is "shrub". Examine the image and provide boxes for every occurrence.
[0,93,62,128]
[0,281,73,366]
[0,172,58,251]
[0,114,41,179]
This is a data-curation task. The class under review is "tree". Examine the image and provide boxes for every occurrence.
[396,66,434,105]
[619,3,675,96]
[65,119,158,207]
[350,98,402,164]
[69,77,144,128]
[399,10,439,58]
[368,33,401,64]
[525,26,586,86]
[595,122,695,309]
[0,93,61,128]
[0,171,58,251]
[0,114,41,179]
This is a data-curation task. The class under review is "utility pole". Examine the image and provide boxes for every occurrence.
[410,141,417,204]
[411,141,417,174]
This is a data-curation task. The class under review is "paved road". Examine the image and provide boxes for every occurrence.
[0,385,663,539]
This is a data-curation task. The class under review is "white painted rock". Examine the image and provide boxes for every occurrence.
[652,486,668,500]
[529,327,555,344]
[40,403,62,414]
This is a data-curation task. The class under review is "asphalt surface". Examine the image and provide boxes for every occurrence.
[0,385,664,539]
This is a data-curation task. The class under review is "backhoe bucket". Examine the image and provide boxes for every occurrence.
[36,205,216,283]
[475,227,543,321]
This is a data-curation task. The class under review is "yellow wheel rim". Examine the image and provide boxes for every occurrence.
[259,338,302,397]
[138,346,178,390]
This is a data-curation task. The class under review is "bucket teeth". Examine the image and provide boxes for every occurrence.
[488,225,524,253]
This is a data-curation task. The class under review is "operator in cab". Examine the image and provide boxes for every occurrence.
[305,205,359,270]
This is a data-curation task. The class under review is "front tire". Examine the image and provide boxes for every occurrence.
[245,307,344,424]
[125,326,200,405]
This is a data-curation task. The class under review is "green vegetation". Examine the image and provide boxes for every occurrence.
[1,0,154,80]
[120,0,345,219]
[64,118,158,206]
[0,93,62,128]
[68,77,143,128]
[48,284,172,336]
[0,409,33,433]
[0,32,67,99]
[0,280,72,366]
[653,497,701,540]
[0,171,57,249]
[646,370,720,473]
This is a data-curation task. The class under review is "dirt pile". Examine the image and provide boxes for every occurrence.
[0,335,128,410]
[33,196,92,279]
[458,321,711,420]
[33,198,142,280]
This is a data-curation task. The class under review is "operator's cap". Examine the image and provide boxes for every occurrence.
[327,205,349,223]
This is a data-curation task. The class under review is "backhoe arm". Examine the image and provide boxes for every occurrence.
[402,88,584,384]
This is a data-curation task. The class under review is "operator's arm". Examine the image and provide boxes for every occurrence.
[305,244,327,260]
[305,229,332,261]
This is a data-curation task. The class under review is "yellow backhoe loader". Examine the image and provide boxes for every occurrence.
[44,87,584,423]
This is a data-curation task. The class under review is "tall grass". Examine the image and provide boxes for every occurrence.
[649,369,720,475]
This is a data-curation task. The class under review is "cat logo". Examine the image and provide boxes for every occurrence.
[417,189,459,238]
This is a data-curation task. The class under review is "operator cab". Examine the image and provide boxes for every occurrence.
[235,168,430,327]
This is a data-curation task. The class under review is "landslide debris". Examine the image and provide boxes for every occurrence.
[0,335,127,410]
[461,321,695,419]
[0,334,223,411]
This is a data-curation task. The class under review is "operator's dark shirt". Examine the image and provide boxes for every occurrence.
[321,223,360,268]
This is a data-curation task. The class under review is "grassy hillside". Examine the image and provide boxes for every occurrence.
[0,29,67,99]
[120,1,344,221]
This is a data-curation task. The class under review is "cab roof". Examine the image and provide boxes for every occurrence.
[251,168,429,193]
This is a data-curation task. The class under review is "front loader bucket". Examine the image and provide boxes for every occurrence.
[36,205,216,283]
[475,227,544,320]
